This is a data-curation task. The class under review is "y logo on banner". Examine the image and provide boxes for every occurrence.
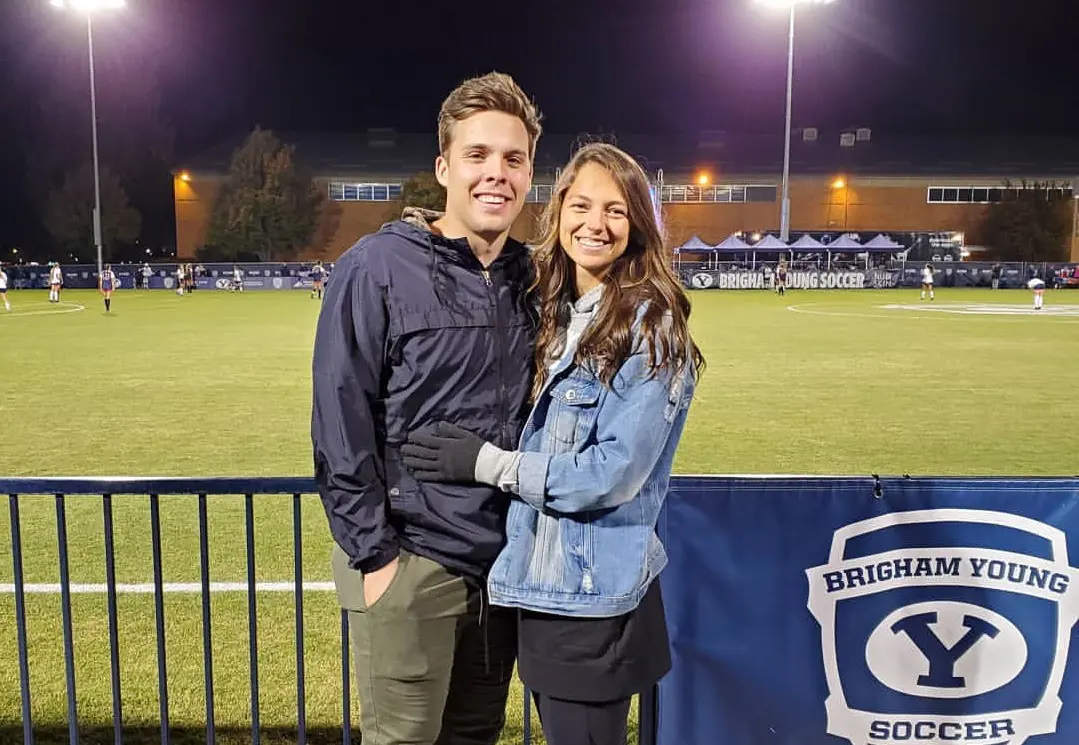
[891,610,999,688]
[807,509,1079,745]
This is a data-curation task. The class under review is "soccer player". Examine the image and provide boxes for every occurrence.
[231,265,243,292]
[920,263,935,300]
[1028,276,1046,310]
[175,263,186,296]
[775,259,788,296]
[0,264,10,311]
[310,260,326,299]
[99,263,118,312]
[49,263,63,303]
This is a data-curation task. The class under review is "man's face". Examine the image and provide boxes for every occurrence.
[435,111,533,243]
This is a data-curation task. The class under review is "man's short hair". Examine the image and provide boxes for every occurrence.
[437,72,543,158]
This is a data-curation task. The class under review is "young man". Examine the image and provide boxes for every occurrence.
[311,72,542,745]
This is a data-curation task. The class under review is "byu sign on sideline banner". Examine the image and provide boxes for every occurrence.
[657,476,1079,745]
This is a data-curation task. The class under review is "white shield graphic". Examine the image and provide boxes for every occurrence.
[807,509,1079,745]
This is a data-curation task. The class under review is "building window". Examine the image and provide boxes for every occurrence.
[660,184,776,203]
[927,185,1074,204]
[526,184,554,203]
[328,182,403,201]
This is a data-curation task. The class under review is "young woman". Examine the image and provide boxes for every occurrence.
[775,258,788,296]
[99,263,117,312]
[402,142,704,745]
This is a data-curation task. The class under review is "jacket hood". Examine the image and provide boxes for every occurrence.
[384,206,528,267]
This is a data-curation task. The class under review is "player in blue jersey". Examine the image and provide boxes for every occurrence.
[99,264,118,312]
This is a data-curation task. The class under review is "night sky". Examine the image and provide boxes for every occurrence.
[0,0,1077,250]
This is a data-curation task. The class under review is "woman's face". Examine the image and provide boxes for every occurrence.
[558,162,631,296]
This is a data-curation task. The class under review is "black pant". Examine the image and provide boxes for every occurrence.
[533,692,632,745]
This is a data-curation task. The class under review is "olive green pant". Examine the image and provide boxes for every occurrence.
[332,546,517,745]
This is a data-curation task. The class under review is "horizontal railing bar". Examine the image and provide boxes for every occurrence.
[1,475,1076,497]
[0,477,316,495]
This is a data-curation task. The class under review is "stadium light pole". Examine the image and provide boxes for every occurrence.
[755,0,836,242]
[50,0,125,276]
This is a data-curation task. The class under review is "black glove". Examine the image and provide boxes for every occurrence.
[402,422,487,483]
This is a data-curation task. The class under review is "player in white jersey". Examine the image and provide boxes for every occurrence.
[49,263,63,302]
[232,265,243,292]
[0,266,10,311]
[1027,277,1046,310]
[920,263,935,300]
[176,264,186,296]
[99,264,118,312]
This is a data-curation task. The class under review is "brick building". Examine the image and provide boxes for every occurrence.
[173,129,1079,261]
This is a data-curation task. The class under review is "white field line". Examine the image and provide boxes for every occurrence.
[0,580,336,595]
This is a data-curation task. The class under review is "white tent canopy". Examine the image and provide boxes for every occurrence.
[789,234,825,250]
[752,235,790,250]
[863,234,904,250]
[713,234,752,250]
[675,235,715,252]
[824,235,864,250]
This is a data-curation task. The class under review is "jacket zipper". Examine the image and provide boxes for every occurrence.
[483,269,509,449]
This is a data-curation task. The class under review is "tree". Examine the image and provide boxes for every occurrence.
[206,128,325,261]
[978,181,1073,262]
[399,171,446,212]
[43,163,141,262]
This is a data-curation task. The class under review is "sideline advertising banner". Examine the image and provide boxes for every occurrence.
[657,476,1079,745]
[684,269,902,290]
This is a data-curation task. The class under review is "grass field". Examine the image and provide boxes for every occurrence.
[1,286,1078,744]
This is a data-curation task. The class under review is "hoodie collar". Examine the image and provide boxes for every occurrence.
[398,206,526,266]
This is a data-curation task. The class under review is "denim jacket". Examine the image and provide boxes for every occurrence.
[487,294,696,617]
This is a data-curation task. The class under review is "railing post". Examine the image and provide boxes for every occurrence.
[245,494,261,744]
[9,494,34,745]
[56,494,79,745]
[149,493,171,744]
[341,609,352,745]
[198,493,216,745]
[102,494,123,745]
[294,493,307,745]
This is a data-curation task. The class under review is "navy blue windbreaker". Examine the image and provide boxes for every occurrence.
[311,210,536,579]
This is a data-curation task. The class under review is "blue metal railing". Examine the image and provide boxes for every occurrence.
[2,477,658,745]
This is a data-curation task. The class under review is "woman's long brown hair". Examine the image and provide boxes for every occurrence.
[530,142,705,400]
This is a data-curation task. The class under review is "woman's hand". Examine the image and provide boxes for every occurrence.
[402,422,487,483]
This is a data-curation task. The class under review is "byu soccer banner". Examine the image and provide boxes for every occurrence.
[684,269,901,290]
[657,476,1079,745]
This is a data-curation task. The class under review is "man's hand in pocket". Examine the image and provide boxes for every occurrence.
[363,557,399,608]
